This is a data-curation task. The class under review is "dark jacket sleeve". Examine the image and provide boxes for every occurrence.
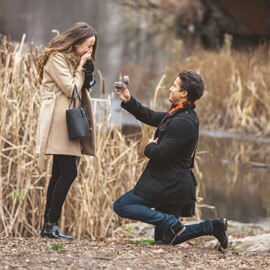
[121,96,167,127]
[144,118,193,162]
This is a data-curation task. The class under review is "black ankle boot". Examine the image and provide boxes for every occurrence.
[43,222,73,240]
[155,221,186,245]
[40,211,48,237]
[42,208,74,240]
[212,218,228,252]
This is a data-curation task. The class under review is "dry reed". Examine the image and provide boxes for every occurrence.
[159,37,270,136]
[0,35,150,239]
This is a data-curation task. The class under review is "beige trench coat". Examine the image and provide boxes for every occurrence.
[36,52,96,170]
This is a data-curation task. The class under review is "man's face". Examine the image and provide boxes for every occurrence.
[169,77,188,105]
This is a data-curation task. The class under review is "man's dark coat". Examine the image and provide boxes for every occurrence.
[121,96,199,217]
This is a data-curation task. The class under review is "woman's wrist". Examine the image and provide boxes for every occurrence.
[79,58,86,68]
[78,62,83,69]
[77,64,84,71]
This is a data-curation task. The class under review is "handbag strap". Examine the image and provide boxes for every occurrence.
[186,115,199,170]
[69,85,82,109]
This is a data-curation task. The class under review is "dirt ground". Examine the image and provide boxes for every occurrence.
[0,237,269,270]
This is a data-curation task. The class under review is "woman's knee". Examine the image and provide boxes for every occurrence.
[69,166,78,180]
[62,165,77,183]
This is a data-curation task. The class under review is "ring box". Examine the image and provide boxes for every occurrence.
[115,76,129,88]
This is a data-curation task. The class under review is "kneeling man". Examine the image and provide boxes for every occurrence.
[113,70,228,251]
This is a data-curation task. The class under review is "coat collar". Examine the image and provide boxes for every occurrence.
[167,103,195,118]
[63,51,81,69]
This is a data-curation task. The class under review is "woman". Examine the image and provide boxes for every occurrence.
[36,22,97,239]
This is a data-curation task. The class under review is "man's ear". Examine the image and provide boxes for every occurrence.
[180,90,188,98]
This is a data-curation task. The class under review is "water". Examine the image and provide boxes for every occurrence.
[198,132,270,226]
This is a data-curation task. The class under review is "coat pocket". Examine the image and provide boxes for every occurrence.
[36,92,56,154]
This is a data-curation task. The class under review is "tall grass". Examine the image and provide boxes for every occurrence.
[0,35,204,239]
[0,35,144,238]
[158,37,270,135]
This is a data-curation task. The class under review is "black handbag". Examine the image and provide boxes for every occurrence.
[66,85,92,140]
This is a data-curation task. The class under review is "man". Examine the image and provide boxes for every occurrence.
[113,70,228,251]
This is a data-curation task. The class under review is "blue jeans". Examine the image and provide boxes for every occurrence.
[113,189,213,244]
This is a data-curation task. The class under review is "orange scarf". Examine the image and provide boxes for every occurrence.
[158,100,197,130]
[168,100,197,115]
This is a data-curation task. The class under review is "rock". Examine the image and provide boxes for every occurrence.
[201,0,270,36]
[205,233,270,252]
[226,220,269,238]
[230,233,270,252]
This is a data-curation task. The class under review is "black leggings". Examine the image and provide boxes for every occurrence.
[45,155,78,222]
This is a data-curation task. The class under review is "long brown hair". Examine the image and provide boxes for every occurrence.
[37,22,97,83]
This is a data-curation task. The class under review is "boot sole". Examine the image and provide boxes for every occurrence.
[43,233,63,240]
[169,226,186,245]
[42,233,73,240]
[58,235,74,240]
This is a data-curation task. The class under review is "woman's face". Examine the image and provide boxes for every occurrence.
[75,36,96,57]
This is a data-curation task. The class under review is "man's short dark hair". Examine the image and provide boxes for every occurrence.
[179,70,204,102]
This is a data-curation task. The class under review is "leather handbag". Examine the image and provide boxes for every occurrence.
[66,85,92,140]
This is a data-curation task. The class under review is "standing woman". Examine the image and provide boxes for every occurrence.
[36,22,97,239]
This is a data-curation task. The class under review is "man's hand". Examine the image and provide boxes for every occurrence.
[148,137,158,144]
[114,82,131,103]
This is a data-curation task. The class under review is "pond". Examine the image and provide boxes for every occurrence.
[198,131,270,228]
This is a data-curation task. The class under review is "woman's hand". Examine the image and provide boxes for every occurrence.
[79,50,92,68]
[114,82,131,103]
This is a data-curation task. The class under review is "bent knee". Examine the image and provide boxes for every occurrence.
[113,199,121,215]
[113,199,128,218]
